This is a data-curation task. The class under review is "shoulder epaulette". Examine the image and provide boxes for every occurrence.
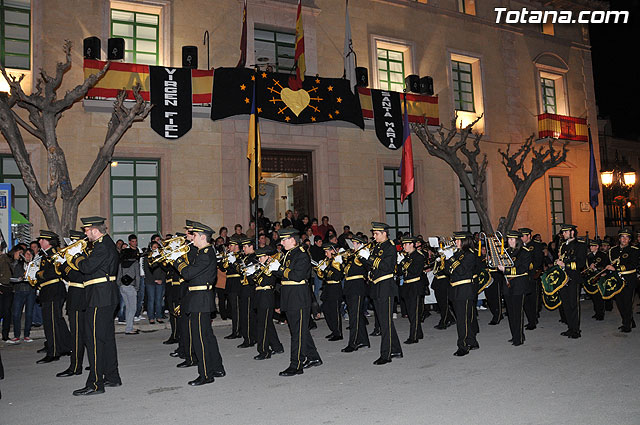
[631,246,639,250]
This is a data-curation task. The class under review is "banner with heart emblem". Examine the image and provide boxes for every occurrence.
[370,89,403,150]
[210,67,364,129]
[149,66,193,139]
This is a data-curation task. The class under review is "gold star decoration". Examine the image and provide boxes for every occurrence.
[261,72,267,78]
[257,107,262,113]
[251,75,256,81]
[327,86,333,91]
[311,116,316,122]
[336,97,342,103]
[245,97,250,104]
[315,78,320,84]
[328,113,333,119]
[335,110,340,115]
[240,84,246,91]
[285,116,291,122]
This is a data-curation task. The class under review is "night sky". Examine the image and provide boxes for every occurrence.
[589,0,640,140]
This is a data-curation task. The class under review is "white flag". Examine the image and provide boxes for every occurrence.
[343,0,356,93]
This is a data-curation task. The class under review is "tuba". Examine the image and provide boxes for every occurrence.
[480,232,514,268]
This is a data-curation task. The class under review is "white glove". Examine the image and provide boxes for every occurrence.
[319,263,328,271]
[54,255,66,264]
[359,248,370,260]
[338,248,345,253]
[150,249,161,258]
[443,248,454,260]
[245,264,257,275]
[228,253,236,264]
[67,244,83,257]
[335,255,343,264]
[397,253,404,264]
[268,260,281,272]
[168,250,183,261]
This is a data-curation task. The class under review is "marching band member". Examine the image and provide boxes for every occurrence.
[586,240,608,321]
[174,224,198,367]
[341,235,370,353]
[448,231,478,356]
[432,241,456,330]
[555,224,587,339]
[519,228,544,330]
[271,228,322,376]
[35,230,71,364]
[498,230,532,346]
[606,228,638,333]
[317,242,344,341]
[480,243,504,326]
[170,221,225,385]
[398,236,425,344]
[358,222,402,365]
[238,237,257,348]
[223,236,243,340]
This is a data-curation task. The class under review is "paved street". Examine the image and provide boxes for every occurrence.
[1,304,639,425]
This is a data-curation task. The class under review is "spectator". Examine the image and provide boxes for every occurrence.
[305,227,315,241]
[234,224,245,237]
[143,241,165,325]
[128,234,145,322]
[117,248,140,334]
[246,220,257,240]
[258,233,269,249]
[299,215,311,233]
[151,234,162,245]
[282,210,295,229]
[8,248,35,343]
[115,239,125,252]
[28,241,42,328]
[337,225,352,249]
[256,208,271,232]
[270,230,281,247]
[318,216,335,240]
[219,227,229,244]
[0,246,15,341]
[311,218,321,238]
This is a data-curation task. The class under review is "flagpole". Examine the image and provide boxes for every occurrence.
[254,85,260,248]
[593,205,599,240]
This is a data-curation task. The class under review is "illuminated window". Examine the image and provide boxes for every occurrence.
[460,172,481,233]
[254,28,295,73]
[541,21,554,36]
[0,0,30,70]
[452,60,475,112]
[458,0,476,15]
[541,77,557,114]
[384,168,413,236]
[110,9,159,65]
[377,48,405,93]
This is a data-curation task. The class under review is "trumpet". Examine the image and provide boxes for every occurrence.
[480,232,514,268]
[251,252,283,280]
[53,238,89,274]
[338,241,375,262]
[151,236,192,265]
[25,254,42,287]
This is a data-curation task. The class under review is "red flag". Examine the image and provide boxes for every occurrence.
[289,0,305,90]
[400,96,414,203]
[236,0,247,67]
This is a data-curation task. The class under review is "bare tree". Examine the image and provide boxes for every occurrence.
[0,41,152,240]
[412,114,568,234]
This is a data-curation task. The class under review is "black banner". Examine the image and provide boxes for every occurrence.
[370,89,403,150]
[150,66,192,139]
[211,67,364,129]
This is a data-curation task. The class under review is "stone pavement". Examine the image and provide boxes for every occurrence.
[1,304,639,425]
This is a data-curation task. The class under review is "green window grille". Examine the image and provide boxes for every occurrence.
[384,167,413,238]
[377,48,405,93]
[254,28,295,73]
[541,77,557,114]
[0,154,29,218]
[452,60,475,112]
[460,172,481,233]
[110,159,161,246]
[110,9,159,65]
[0,0,30,70]
[549,176,565,236]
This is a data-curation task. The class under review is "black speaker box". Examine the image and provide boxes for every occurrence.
[420,76,434,95]
[108,38,125,60]
[355,67,368,87]
[405,74,420,93]
[83,37,101,60]
[182,46,198,69]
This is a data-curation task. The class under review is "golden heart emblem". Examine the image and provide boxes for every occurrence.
[280,88,310,117]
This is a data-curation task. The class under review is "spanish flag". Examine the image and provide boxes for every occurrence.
[400,95,414,204]
[247,82,261,200]
[290,0,305,89]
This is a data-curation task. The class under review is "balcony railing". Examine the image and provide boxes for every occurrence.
[537,113,588,142]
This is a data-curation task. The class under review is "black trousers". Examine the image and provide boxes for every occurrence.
[85,304,120,391]
[321,286,342,337]
[215,288,229,320]
[590,291,605,319]
[178,311,196,363]
[403,283,423,341]
[189,312,224,380]
[0,289,13,340]
[523,277,539,326]
[373,296,402,360]
[256,305,283,355]
[286,307,320,370]
[227,292,240,336]
[42,299,71,357]
[453,298,477,352]
[558,280,581,333]
[345,294,369,348]
[485,273,504,323]
[239,291,256,344]
[615,276,637,329]
[505,293,525,345]
[434,277,454,325]
[67,309,86,374]
[169,297,180,341]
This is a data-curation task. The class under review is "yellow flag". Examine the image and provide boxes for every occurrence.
[247,87,261,200]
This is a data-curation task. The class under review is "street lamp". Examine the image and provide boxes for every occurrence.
[600,151,637,228]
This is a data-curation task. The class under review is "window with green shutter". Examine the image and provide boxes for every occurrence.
[384,167,413,238]
[549,176,566,235]
[110,9,159,65]
[541,77,557,114]
[377,48,405,93]
[460,172,481,233]
[254,28,295,73]
[0,0,30,70]
[452,60,475,112]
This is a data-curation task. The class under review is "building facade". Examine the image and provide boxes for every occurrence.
[1,0,605,244]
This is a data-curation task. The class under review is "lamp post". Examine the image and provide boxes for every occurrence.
[600,152,637,229]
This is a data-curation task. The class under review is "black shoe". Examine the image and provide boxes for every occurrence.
[560,330,570,336]
[37,346,47,353]
[453,349,469,357]
[434,323,447,330]
[56,369,82,377]
[279,367,303,377]
[325,334,333,339]
[104,379,122,387]
[309,321,317,330]
[341,345,356,353]
[512,341,524,347]
[404,339,418,345]
[156,319,164,324]
[525,324,537,330]
[73,386,105,396]
[224,333,241,339]
[303,358,323,369]
[488,320,499,325]
[568,331,581,339]
[254,352,271,360]
[469,343,480,350]
[370,329,381,336]
[373,357,391,365]
[36,356,59,364]
[271,348,285,355]
[594,315,604,321]
[212,370,226,378]
[390,352,403,359]
[355,343,370,349]
[163,338,178,345]
[60,351,71,357]
[508,338,513,343]
[620,326,632,333]
[328,335,343,342]
[237,342,255,348]
[85,366,90,371]
[169,351,182,358]
[177,360,197,368]
[188,376,215,386]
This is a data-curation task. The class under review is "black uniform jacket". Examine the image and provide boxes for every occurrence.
[36,247,66,303]
[225,252,244,294]
[174,244,217,313]
[558,239,587,283]
[343,256,367,297]
[400,250,425,297]
[254,272,276,309]
[62,265,86,311]
[71,234,119,308]
[609,244,640,282]
[447,248,475,300]
[503,246,532,296]
[319,259,343,302]
[361,240,397,300]
[274,245,311,312]
[587,250,609,270]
